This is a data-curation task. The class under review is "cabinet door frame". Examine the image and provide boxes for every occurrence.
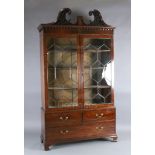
[79,34,115,109]
[42,33,82,111]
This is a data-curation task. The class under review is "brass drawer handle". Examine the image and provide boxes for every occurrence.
[60,130,69,134]
[59,116,69,120]
[96,126,104,130]
[59,116,63,120]
[96,113,104,118]
[65,116,69,120]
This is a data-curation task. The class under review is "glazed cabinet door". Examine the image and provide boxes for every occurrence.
[45,36,80,109]
[80,35,114,107]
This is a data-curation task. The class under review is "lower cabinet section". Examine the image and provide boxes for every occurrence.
[41,108,117,150]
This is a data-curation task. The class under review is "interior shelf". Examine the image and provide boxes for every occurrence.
[84,85,111,89]
[48,85,110,90]
[48,66,108,69]
[48,87,78,90]
[47,49,77,53]
[48,66,77,69]
[83,66,107,69]
[84,49,111,53]
[48,102,78,108]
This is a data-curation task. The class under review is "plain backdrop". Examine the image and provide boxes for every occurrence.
[24,0,131,154]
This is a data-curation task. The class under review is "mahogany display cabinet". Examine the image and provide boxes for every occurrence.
[38,8,117,150]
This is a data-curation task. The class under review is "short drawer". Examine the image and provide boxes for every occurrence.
[83,108,115,122]
[45,111,82,127]
[46,121,115,141]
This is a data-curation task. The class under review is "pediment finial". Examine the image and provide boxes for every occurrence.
[76,16,85,25]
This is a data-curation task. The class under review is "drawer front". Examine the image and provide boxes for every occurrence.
[83,108,115,122]
[46,121,115,141]
[45,111,82,127]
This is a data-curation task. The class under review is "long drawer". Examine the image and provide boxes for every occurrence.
[45,111,82,127]
[83,108,115,123]
[46,121,115,141]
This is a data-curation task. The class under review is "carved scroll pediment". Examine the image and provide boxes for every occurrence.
[38,8,113,31]
[54,8,110,26]
[55,8,72,25]
[89,9,110,26]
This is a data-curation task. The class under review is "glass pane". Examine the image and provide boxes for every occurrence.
[83,38,112,105]
[47,37,78,108]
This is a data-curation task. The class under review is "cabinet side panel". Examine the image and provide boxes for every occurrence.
[40,31,46,109]
[111,34,114,104]
[41,108,45,141]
